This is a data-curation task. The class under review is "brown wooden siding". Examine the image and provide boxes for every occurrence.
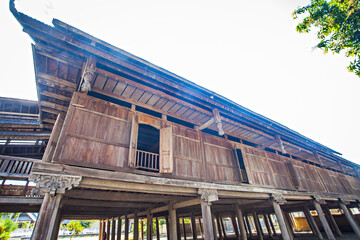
[51,93,360,197]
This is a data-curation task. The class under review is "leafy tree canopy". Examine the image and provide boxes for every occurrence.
[67,220,84,239]
[293,0,360,76]
[0,219,18,240]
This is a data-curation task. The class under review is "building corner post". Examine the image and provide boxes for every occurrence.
[271,194,291,240]
[199,189,218,240]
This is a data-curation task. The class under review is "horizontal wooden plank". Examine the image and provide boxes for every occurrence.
[37,72,76,88]
[40,101,68,112]
[40,91,72,102]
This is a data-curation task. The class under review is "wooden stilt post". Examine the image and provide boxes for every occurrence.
[253,212,263,240]
[323,205,342,236]
[267,214,276,236]
[134,214,139,240]
[107,219,111,240]
[166,217,170,240]
[169,202,178,240]
[177,216,181,240]
[112,218,116,240]
[31,192,63,240]
[147,212,152,240]
[339,199,360,238]
[141,220,144,240]
[234,205,247,240]
[231,214,239,239]
[303,207,323,240]
[263,214,272,238]
[99,220,103,240]
[199,189,218,240]
[117,218,122,240]
[182,218,187,240]
[244,215,253,238]
[191,212,197,240]
[211,214,218,240]
[156,217,160,240]
[271,194,291,240]
[313,197,336,240]
[282,210,294,240]
[216,214,223,239]
[220,216,227,239]
[125,215,129,240]
[198,218,204,239]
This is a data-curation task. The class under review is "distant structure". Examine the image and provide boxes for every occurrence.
[1,1,360,239]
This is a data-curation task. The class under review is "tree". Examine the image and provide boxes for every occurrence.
[0,219,18,240]
[293,0,360,76]
[67,220,84,239]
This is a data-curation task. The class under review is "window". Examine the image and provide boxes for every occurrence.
[134,124,160,172]
[128,113,174,173]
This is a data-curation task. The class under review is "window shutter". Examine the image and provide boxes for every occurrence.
[128,114,139,167]
[159,127,173,173]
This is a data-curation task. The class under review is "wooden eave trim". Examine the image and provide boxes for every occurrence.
[16,11,346,160]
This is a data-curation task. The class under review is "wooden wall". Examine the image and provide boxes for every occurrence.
[51,93,360,196]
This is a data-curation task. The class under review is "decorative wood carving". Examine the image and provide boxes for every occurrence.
[313,195,326,204]
[81,55,96,93]
[271,193,287,205]
[198,189,218,203]
[29,172,82,196]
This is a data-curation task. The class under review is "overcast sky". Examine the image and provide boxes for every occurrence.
[1,0,360,164]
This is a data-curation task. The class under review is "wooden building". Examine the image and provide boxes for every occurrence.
[2,0,360,239]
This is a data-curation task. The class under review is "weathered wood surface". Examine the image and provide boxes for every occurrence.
[49,93,360,197]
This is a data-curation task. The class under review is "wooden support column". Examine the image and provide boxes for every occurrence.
[166,217,170,240]
[199,189,218,240]
[191,212,197,240]
[267,214,276,236]
[125,215,129,240]
[253,212,263,240]
[234,204,247,240]
[282,210,294,240]
[323,205,342,236]
[107,219,111,240]
[271,194,291,240]
[117,218,122,240]
[182,218,187,240]
[303,207,323,240]
[32,193,63,240]
[263,214,272,238]
[219,215,227,238]
[99,220,103,240]
[177,216,181,240]
[30,173,81,240]
[244,215,253,238]
[169,202,178,240]
[211,214,217,240]
[141,220,144,240]
[216,214,223,240]
[134,214,139,240]
[339,199,360,238]
[112,218,116,240]
[313,197,336,240]
[231,214,240,239]
[198,218,204,239]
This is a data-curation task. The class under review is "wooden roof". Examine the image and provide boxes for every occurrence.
[9,0,360,173]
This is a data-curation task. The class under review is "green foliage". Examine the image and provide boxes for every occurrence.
[0,219,18,240]
[79,220,94,228]
[67,220,84,239]
[293,0,360,76]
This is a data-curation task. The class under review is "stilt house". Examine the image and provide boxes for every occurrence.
[2,1,360,239]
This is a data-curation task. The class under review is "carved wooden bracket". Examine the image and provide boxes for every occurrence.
[80,55,96,93]
[29,172,82,196]
[313,195,326,204]
[271,193,287,205]
[275,135,286,154]
[198,189,218,203]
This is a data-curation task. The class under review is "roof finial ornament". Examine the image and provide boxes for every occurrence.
[80,55,96,94]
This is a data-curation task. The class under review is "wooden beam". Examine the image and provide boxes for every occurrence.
[40,91,72,102]
[40,101,68,112]
[42,118,56,124]
[276,135,286,154]
[173,198,202,209]
[62,199,158,208]
[37,72,76,88]
[198,118,214,131]
[41,107,63,116]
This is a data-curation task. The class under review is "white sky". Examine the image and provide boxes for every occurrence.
[1,0,360,164]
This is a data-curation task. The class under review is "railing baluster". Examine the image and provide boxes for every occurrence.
[134,150,159,171]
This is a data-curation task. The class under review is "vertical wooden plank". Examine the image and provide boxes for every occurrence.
[160,127,174,173]
[128,113,139,167]
[117,218,122,240]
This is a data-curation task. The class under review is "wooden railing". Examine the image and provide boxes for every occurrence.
[0,155,38,180]
[135,150,159,172]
